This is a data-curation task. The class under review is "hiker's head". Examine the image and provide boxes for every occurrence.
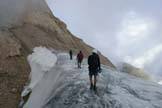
[92,49,98,54]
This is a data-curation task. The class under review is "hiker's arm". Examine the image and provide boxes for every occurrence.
[88,56,90,65]
[98,56,101,70]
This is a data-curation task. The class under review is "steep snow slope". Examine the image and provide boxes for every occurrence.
[24,49,162,108]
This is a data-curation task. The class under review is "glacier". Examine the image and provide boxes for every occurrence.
[23,47,162,108]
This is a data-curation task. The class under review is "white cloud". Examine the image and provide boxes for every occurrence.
[127,44,162,68]
[117,11,155,45]
[158,81,162,85]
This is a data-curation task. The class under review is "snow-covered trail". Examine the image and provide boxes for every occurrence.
[24,52,162,108]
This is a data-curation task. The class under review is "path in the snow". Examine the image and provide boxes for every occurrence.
[44,54,117,108]
[44,54,162,108]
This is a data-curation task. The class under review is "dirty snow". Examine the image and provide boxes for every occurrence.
[23,48,162,108]
[28,47,57,89]
[21,47,57,98]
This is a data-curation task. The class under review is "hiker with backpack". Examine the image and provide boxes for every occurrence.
[88,49,101,91]
[77,51,84,68]
[69,50,73,60]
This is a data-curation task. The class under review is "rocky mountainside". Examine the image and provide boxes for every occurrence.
[117,62,150,80]
[0,0,115,108]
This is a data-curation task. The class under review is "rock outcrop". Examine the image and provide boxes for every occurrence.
[118,62,150,80]
[0,0,115,107]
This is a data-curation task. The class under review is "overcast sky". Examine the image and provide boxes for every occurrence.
[47,0,162,78]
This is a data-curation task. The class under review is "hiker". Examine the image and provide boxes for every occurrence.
[69,50,73,60]
[77,51,84,68]
[88,49,101,91]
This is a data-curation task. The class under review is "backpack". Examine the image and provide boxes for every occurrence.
[77,52,83,61]
[88,54,99,69]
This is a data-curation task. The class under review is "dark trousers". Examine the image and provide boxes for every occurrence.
[70,54,72,60]
[78,61,82,68]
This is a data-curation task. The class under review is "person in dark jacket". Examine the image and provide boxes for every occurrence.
[69,50,73,60]
[88,49,101,91]
[77,51,84,68]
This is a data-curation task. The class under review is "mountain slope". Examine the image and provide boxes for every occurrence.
[0,0,115,107]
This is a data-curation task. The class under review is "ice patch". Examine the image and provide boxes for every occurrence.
[27,47,57,89]
[21,47,57,97]
[28,47,57,72]
[158,80,162,85]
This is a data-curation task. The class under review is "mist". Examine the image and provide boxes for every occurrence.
[47,0,162,80]
[0,0,49,27]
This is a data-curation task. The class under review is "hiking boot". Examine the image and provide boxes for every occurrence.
[93,85,97,91]
[90,84,93,90]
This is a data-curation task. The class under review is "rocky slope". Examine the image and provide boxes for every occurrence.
[0,0,115,108]
[118,62,150,80]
